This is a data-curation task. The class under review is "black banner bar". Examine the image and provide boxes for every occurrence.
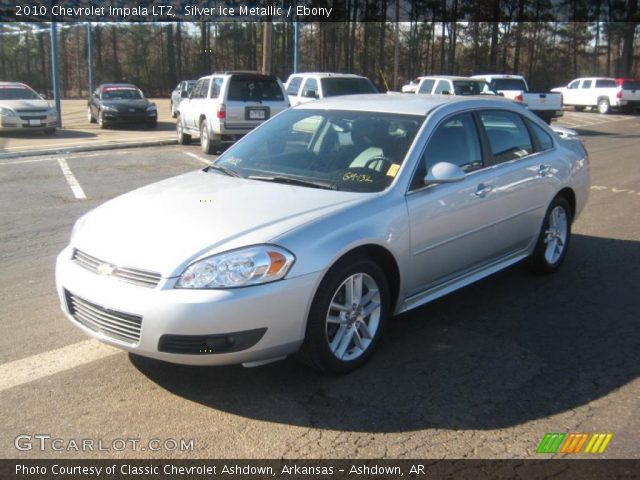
[2,459,639,480]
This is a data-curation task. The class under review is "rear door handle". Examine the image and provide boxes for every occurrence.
[538,164,551,177]
[474,184,494,198]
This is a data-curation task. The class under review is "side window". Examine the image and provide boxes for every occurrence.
[302,78,319,95]
[411,112,483,189]
[210,78,223,98]
[581,80,592,89]
[192,79,206,99]
[480,111,533,163]
[286,77,302,95]
[417,79,435,94]
[568,80,579,89]
[433,80,451,94]
[595,79,617,88]
[526,119,554,151]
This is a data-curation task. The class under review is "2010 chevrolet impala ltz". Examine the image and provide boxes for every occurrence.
[56,94,590,373]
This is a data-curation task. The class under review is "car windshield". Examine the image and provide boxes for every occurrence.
[321,78,378,97]
[213,109,423,193]
[101,88,143,100]
[490,78,528,91]
[452,80,495,95]
[227,75,284,101]
[0,86,40,100]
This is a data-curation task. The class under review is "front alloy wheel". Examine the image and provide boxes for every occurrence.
[297,256,390,373]
[200,120,215,154]
[98,110,106,129]
[87,106,95,123]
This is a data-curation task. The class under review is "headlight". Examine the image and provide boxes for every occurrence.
[146,104,157,111]
[176,245,295,289]
[101,105,117,112]
[0,107,17,117]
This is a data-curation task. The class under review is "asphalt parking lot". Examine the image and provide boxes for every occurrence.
[0,110,638,459]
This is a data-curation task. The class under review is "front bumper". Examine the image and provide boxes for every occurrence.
[102,110,157,125]
[55,246,320,366]
[0,115,57,131]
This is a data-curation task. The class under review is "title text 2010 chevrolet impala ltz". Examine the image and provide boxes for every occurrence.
[56,95,590,373]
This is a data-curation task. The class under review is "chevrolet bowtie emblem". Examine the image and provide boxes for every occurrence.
[97,263,116,275]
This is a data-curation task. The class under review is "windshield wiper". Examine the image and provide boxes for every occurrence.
[206,163,242,177]
[248,175,338,190]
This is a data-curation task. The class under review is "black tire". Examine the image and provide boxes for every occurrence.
[527,196,572,274]
[176,116,191,145]
[597,97,610,114]
[200,120,216,154]
[97,110,107,129]
[147,121,157,129]
[574,106,585,112]
[44,127,56,135]
[296,256,391,374]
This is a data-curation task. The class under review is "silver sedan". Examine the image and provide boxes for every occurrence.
[55,94,590,373]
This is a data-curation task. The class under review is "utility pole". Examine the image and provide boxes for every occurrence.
[50,22,61,127]
[294,21,300,73]
[393,0,399,90]
[87,22,94,95]
[261,21,272,74]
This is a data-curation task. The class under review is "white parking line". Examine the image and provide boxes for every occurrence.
[0,340,121,392]
[183,151,212,165]
[57,158,87,199]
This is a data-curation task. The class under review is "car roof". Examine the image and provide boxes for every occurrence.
[296,93,518,115]
[573,77,616,81]
[288,72,368,79]
[421,75,472,81]
[99,83,139,89]
[0,82,30,88]
[471,74,525,79]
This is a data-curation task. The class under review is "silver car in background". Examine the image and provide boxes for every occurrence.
[56,95,589,374]
[0,82,58,134]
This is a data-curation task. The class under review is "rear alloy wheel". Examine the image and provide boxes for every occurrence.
[200,120,217,154]
[176,117,191,145]
[297,257,390,374]
[597,98,610,114]
[87,106,96,123]
[528,196,572,274]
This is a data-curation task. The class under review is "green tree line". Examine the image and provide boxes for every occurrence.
[0,19,637,97]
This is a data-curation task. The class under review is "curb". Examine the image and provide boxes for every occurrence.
[0,138,177,160]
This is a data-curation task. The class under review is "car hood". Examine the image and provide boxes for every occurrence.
[99,99,150,108]
[1,99,50,110]
[73,170,366,277]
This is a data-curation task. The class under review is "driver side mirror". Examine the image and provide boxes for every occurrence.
[303,89,318,99]
[424,162,465,185]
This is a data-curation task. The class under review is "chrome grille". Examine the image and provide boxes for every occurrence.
[72,249,161,288]
[65,290,142,344]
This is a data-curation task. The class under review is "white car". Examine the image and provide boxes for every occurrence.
[56,94,589,373]
[285,73,377,106]
[551,77,623,114]
[0,82,57,134]
[414,76,496,96]
[177,71,289,154]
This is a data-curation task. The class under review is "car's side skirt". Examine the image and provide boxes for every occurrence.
[399,249,530,314]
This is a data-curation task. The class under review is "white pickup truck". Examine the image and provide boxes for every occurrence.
[472,74,563,124]
[551,77,640,114]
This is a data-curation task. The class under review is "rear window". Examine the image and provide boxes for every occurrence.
[453,80,494,95]
[320,77,378,97]
[101,88,143,100]
[622,80,640,90]
[595,79,617,88]
[227,75,284,102]
[490,78,528,92]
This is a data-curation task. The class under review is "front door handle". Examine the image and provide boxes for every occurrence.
[474,184,494,198]
[538,164,551,177]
